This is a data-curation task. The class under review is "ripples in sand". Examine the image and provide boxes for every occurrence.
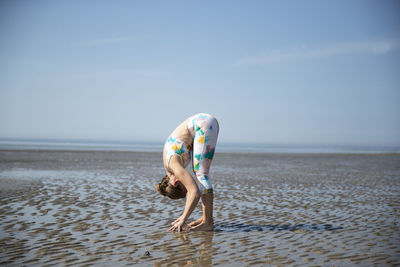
[0,150,399,266]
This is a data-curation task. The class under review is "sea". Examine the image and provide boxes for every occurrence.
[0,138,398,154]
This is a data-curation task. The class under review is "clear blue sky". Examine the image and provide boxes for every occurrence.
[1,0,399,146]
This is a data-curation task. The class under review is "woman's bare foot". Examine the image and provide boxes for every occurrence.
[188,218,204,228]
[190,222,213,231]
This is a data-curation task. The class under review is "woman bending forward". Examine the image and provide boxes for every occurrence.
[156,113,219,232]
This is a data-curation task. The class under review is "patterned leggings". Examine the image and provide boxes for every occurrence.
[187,113,219,194]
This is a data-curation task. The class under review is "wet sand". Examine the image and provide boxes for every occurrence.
[0,150,399,266]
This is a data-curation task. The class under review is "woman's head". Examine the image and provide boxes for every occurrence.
[156,175,187,199]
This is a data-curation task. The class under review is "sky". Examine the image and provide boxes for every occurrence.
[0,0,399,146]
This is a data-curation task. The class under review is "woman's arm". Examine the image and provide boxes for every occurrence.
[168,156,200,232]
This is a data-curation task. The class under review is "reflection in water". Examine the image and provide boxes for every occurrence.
[154,231,214,267]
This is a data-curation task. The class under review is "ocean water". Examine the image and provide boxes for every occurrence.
[0,150,399,266]
[0,138,398,154]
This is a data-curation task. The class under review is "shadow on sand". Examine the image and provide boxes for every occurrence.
[214,222,343,232]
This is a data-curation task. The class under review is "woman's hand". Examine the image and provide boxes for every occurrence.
[168,215,186,232]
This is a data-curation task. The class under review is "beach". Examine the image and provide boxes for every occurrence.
[0,150,399,266]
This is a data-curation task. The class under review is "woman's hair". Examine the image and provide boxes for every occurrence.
[156,175,186,199]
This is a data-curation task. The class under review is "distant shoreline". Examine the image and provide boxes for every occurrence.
[0,139,398,155]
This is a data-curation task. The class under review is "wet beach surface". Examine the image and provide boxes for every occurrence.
[0,150,399,266]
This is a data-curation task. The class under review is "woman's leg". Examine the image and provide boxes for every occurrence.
[191,114,219,230]
[192,115,219,192]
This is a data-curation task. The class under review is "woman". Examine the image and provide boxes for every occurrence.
[156,113,219,232]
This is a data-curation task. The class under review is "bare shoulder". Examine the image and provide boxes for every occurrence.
[169,155,184,173]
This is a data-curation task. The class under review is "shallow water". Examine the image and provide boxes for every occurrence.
[0,150,399,266]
